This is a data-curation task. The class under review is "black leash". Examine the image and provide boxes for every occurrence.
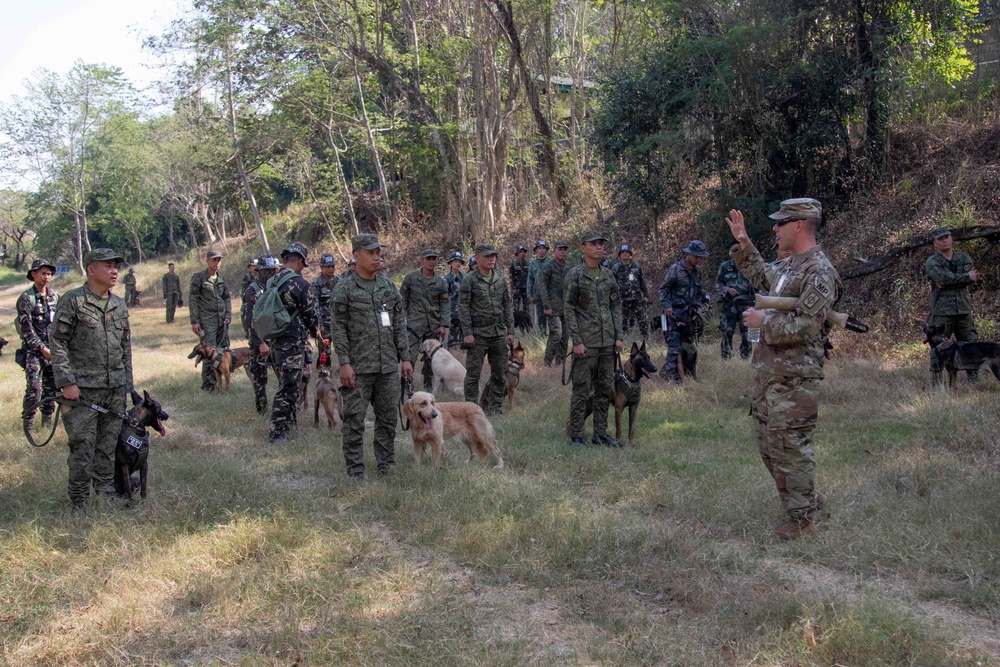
[561,350,574,386]
[398,376,414,431]
[22,394,141,448]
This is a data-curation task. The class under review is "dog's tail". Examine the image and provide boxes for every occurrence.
[462,412,504,469]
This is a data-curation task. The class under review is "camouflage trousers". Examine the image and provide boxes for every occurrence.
[341,371,399,478]
[543,313,568,366]
[928,314,978,379]
[63,386,126,507]
[751,371,821,521]
[465,336,508,415]
[534,302,548,335]
[125,288,136,307]
[568,347,614,439]
[268,344,304,439]
[165,293,180,323]
[621,299,648,338]
[21,351,56,422]
[247,343,268,415]
[199,320,230,391]
[448,314,462,347]
[661,320,697,382]
[407,329,437,390]
[719,309,751,359]
[512,289,529,313]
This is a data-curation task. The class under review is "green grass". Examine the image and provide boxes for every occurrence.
[0,271,998,665]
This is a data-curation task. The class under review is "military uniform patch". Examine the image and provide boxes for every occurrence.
[803,292,819,310]
[336,304,348,313]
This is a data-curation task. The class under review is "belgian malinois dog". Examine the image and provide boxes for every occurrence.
[613,341,658,445]
[924,325,1000,389]
[313,368,343,429]
[114,390,169,501]
[188,338,251,393]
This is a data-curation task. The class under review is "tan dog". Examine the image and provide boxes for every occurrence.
[402,391,504,468]
[188,338,250,393]
[313,369,343,429]
[480,341,525,407]
[420,338,467,395]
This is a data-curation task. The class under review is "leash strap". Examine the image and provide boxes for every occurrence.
[561,351,573,386]
[398,376,414,431]
[22,394,141,448]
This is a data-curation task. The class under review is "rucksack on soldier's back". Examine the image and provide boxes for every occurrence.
[252,270,296,340]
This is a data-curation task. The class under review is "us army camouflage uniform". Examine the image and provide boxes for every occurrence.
[16,285,59,423]
[527,255,548,333]
[49,278,134,509]
[611,258,649,337]
[400,268,448,389]
[331,273,409,478]
[265,269,319,441]
[446,270,464,347]
[189,269,232,391]
[459,267,515,415]
[162,271,181,323]
[925,249,978,378]
[122,271,137,307]
[564,264,623,440]
[733,241,841,523]
[658,260,708,382]
[242,278,269,415]
[716,258,754,359]
[538,257,569,366]
[510,257,530,312]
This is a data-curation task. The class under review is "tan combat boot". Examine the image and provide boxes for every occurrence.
[774,516,817,541]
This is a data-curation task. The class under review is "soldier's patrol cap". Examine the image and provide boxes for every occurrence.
[84,248,125,267]
[682,240,710,257]
[281,242,310,266]
[580,230,608,244]
[26,258,56,280]
[448,251,465,264]
[515,244,527,253]
[320,253,337,267]
[352,233,382,252]
[931,226,952,239]
[206,250,223,259]
[553,241,569,249]
[618,244,632,256]
[256,254,280,270]
[128,267,135,273]
[420,248,439,259]
[534,239,549,249]
[769,197,822,222]
[474,243,498,256]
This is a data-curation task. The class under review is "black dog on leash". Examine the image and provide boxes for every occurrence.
[114,390,169,501]
[923,325,1000,389]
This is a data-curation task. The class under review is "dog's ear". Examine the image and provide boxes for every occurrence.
[402,398,414,419]
[640,339,647,351]
[143,389,153,405]
[631,341,640,355]
[187,347,199,359]
[130,390,142,406]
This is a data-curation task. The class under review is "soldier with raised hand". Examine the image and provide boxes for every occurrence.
[459,243,515,415]
[538,241,570,366]
[331,234,412,481]
[611,244,650,338]
[445,251,465,348]
[564,231,624,448]
[189,250,232,392]
[400,249,449,390]
[162,262,182,323]
[123,268,137,307]
[264,243,320,443]
[49,248,133,513]
[526,240,549,333]
[17,259,59,432]
[716,257,754,359]
[925,226,980,385]
[242,254,279,416]
[509,245,530,313]
[727,198,842,540]
[658,240,710,383]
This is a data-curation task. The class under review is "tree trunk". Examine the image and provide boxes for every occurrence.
[350,56,393,231]
[72,209,85,273]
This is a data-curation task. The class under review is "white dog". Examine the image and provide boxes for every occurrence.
[420,338,467,395]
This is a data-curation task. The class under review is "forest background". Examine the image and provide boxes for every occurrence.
[1,0,999,339]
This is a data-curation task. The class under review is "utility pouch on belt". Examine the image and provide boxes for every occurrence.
[15,348,26,369]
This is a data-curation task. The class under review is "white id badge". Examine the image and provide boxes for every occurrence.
[380,307,391,327]
[628,273,635,281]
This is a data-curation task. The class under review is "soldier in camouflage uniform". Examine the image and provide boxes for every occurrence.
[123,268,137,307]
[611,244,650,338]
[49,248,133,512]
[658,241,710,383]
[261,243,320,443]
[162,263,182,323]
[526,240,549,333]
[401,249,449,390]
[331,234,412,480]
[510,245,530,313]
[445,251,465,348]
[564,231,624,448]
[189,250,232,392]
[311,253,339,370]
[342,258,357,279]
[241,260,258,297]
[925,227,981,385]
[728,199,842,540]
[459,243,515,415]
[242,254,278,415]
[538,241,570,366]
[17,259,59,430]
[716,258,754,359]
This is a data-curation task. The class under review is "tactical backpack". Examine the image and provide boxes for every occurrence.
[252,270,297,340]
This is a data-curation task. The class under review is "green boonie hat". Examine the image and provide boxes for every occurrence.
[580,230,609,244]
[769,197,822,222]
[420,248,440,259]
[474,243,497,256]
[553,241,569,249]
[320,253,336,267]
[84,248,125,267]
[931,226,952,239]
[282,241,310,266]
[26,258,57,280]
[352,234,382,252]
[206,250,223,259]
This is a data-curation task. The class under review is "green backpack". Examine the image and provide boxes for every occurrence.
[252,270,297,340]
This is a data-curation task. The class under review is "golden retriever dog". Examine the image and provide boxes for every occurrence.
[420,338,467,395]
[187,338,250,393]
[313,368,343,429]
[402,391,504,469]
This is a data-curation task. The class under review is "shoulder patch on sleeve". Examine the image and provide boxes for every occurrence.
[336,303,348,313]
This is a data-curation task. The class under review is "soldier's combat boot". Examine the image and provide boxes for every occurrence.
[596,434,623,448]
[41,415,53,430]
[773,516,817,541]
[570,437,587,448]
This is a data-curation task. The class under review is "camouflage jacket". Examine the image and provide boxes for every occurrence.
[445,271,463,316]
[240,271,255,297]
[310,274,340,336]
[538,258,569,313]
[267,269,319,347]
[564,264,623,348]
[715,259,754,315]
[16,285,59,353]
[400,269,449,335]
[658,260,708,315]
[459,268,514,339]
[241,279,265,346]
[925,251,975,318]
[611,259,649,302]
[330,273,409,374]
[49,284,133,391]
[509,259,529,294]
[122,274,136,290]
[162,272,181,295]
[526,257,547,299]
[732,242,842,378]
[189,269,231,325]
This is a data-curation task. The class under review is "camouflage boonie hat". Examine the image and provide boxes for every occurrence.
[84,248,125,267]
[618,244,632,256]
[206,250,223,259]
[320,253,337,267]
[580,230,608,244]
[469,256,478,267]
[352,234,382,252]
[420,248,440,259]
[534,239,549,249]
[447,251,465,264]
[281,242,310,266]
[26,258,56,280]
[931,226,952,239]
[474,243,498,256]
[348,258,357,266]
[553,241,569,249]
[515,244,527,253]
[257,254,280,270]
[682,240,709,257]
[769,197,822,222]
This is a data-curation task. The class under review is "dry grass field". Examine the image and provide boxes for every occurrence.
[1,270,999,666]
